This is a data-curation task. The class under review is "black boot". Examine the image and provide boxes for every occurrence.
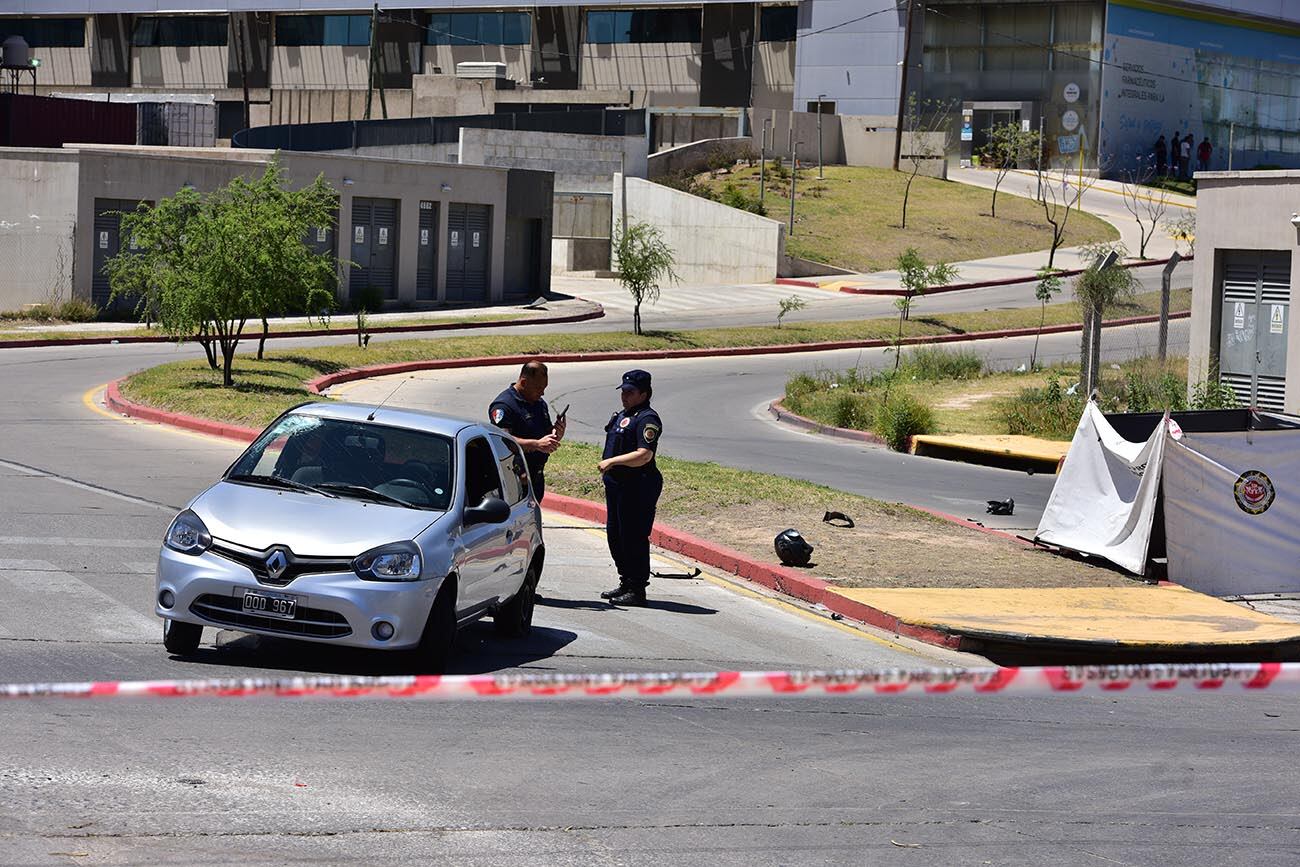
[609,587,647,607]
[600,582,628,600]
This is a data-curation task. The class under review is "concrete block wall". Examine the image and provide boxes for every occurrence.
[458,128,647,194]
[612,174,784,285]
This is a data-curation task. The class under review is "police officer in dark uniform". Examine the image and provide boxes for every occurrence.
[488,361,565,501]
[597,369,664,607]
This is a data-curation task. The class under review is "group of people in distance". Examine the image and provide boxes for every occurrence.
[1153,132,1213,180]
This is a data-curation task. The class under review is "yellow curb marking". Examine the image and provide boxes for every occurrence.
[82,384,243,446]
[1007,168,1197,209]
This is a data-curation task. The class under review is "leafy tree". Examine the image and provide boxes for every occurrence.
[106,159,339,386]
[613,220,678,335]
[1074,242,1140,396]
[886,249,957,399]
[981,121,1041,218]
[1029,266,1063,370]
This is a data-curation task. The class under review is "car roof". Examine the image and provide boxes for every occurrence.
[289,401,485,438]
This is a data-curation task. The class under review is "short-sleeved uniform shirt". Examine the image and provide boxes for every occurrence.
[489,385,553,478]
[602,402,663,480]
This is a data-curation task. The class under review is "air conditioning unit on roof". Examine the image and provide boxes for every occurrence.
[456,62,508,80]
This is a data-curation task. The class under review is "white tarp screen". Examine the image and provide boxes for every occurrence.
[1162,430,1300,596]
[1033,402,1165,574]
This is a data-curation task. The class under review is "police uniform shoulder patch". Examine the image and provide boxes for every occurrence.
[643,424,660,443]
[490,406,506,425]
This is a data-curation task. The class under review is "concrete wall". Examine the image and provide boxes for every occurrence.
[46,144,527,309]
[272,45,372,90]
[553,191,612,239]
[752,40,795,111]
[840,114,898,167]
[1190,171,1300,413]
[0,150,80,310]
[270,88,416,125]
[458,128,647,193]
[651,109,742,151]
[612,173,784,285]
[581,43,703,106]
[746,107,844,164]
[552,237,611,274]
[647,136,752,178]
[131,46,226,90]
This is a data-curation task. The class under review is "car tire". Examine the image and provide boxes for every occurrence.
[413,582,457,674]
[162,619,202,655]
[494,568,537,638]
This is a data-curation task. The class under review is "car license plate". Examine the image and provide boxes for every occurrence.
[242,590,298,620]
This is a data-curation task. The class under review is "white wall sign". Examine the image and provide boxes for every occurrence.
[451,230,460,247]
[1062,110,1080,132]
[420,228,429,246]
[1064,82,1080,103]
[354,226,365,244]
[98,231,108,249]
[1271,304,1285,334]
[316,227,327,243]
[1234,301,1246,330]
[472,231,481,248]
[378,226,388,246]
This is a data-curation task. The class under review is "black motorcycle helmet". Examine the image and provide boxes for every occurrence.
[774,528,813,567]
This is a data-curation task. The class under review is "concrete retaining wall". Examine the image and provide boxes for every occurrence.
[551,237,611,274]
[647,137,753,178]
[613,174,784,285]
[0,151,80,310]
[458,128,646,194]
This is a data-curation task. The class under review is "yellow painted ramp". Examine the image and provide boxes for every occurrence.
[832,585,1300,649]
[910,434,1069,472]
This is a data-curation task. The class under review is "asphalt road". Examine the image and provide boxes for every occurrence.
[7,281,1274,866]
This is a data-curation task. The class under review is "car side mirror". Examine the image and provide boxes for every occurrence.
[465,495,510,526]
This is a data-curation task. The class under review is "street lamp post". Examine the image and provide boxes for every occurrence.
[789,141,802,235]
[760,117,771,205]
[816,94,826,180]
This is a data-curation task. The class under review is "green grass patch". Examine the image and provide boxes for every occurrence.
[119,287,1190,430]
[1143,177,1196,197]
[675,164,1119,272]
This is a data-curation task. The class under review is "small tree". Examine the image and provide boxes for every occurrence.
[886,249,957,398]
[1165,211,1196,255]
[776,294,808,328]
[898,95,953,230]
[1037,160,1103,268]
[1029,266,1063,370]
[981,121,1041,218]
[1118,161,1169,259]
[613,220,678,336]
[1074,242,1140,396]
[106,159,339,386]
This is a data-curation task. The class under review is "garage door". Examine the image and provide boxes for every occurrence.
[350,197,399,305]
[1219,251,1290,410]
[446,203,490,303]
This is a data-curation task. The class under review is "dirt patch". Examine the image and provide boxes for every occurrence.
[934,391,996,410]
[668,502,1138,590]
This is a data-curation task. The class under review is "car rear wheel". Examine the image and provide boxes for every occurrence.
[494,568,537,638]
[162,619,202,655]
[412,582,457,674]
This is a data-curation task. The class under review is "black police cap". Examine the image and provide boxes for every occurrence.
[617,369,652,391]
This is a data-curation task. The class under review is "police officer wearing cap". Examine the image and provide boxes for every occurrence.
[597,369,664,607]
[488,361,565,501]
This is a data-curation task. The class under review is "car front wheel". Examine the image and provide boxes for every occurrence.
[412,582,457,674]
[162,619,202,655]
[494,568,537,638]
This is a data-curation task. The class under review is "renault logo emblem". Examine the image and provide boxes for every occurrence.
[265,549,288,579]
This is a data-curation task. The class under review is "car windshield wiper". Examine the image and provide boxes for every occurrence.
[316,483,419,509]
[225,473,337,498]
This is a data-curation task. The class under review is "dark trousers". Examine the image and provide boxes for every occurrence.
[530,470,545,503]
[604,471,663,590]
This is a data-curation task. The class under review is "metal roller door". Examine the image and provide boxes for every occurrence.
[1219,251,1290,410]
[416,201,438,301]
[446,203,490,303]
[350,197,399,304]
[92,198,148,312]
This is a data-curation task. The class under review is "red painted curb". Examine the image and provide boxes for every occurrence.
[105,380,260,443]
[306,311,1191,394]
[540,492,964,650]
[766,399,887,446]
[0,307,605,350]
[774,277,821,288]
[837,254,1193,297]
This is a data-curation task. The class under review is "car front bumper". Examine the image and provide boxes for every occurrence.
[155,545,441,650]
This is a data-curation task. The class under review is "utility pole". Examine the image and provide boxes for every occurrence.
[1158,251,1182,363]
[375,4,388,119]
[364,4,378,120]
[816,93,826,180]
[892,0,915,172]
[789,138,801,236]
[233,14,251,132]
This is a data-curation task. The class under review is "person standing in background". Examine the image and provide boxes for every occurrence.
[1154,135,1168,178]
[1197,137,1213,173]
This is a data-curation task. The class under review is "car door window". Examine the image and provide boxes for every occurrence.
[463,436,504,505]
[491,435,529,505]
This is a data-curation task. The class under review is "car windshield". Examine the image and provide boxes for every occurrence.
[226,414,454,511]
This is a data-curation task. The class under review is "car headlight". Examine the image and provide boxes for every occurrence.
[353,541,423,582]
[165,509,212,556]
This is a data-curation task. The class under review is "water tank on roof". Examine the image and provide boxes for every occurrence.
[2,35,31,68]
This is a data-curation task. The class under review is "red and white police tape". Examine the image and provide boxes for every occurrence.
[2,663,1296,701]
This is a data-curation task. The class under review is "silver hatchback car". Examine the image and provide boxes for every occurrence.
[155,402,544,672]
